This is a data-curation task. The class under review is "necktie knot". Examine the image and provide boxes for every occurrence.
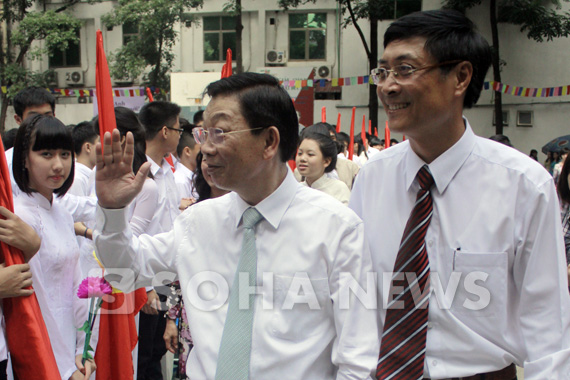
[417,165,434,191]
[242,207,263,230]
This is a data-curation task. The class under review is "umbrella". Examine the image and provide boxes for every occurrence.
[542,135,570,154]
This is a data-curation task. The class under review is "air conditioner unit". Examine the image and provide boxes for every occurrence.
[315,65,332,80]
[65,70,84,86]
[45,71,58,87]
[266,49,287,65]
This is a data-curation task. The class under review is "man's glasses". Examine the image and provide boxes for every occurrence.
[192,127,266,145]
[166,126,184,136]
[371,60,463,85]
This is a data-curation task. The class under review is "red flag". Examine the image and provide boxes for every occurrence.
[145,87,154,102]
[348,107,355,160]
[321,106,326,123]
[95,290,147,380]
[0,137,60,378]
[336,113,341,133]
[384,121,391,149]
[95,30,117,149]
[165,154,175,173]
[221,49,233,78]
[368,120,372,135]
[374,128,378,137]
[361,115,367,148]
[288,159,296,171]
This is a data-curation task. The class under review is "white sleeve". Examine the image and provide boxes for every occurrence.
[331,222,379,380]
[93,206,184,291]
[130,179,159,238]
[516,178,570,378]
[58,193,97,223]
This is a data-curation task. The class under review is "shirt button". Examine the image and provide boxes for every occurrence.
[428,240,434,247]
[427,322,433,329]
[432,360,438,366]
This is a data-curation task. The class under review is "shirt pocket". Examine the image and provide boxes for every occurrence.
[449,251,508,318]
[267,274,332,341]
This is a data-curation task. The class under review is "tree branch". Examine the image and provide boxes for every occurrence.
[346,0,371,59]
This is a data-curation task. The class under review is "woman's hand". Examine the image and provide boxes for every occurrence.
[75,355,97,379]
[0,206,41,262]
[164,318,179,354]
[0,263,33,299]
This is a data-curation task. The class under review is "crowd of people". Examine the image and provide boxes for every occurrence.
[1,8,570,380]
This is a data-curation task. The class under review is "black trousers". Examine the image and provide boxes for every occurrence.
[0,360,6,380]
[137,310,167,380]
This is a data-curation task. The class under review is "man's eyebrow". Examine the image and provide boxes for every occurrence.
[206,112,231,125]
[379,54,416,65]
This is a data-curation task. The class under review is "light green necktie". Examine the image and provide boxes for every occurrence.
[215,207,264,380]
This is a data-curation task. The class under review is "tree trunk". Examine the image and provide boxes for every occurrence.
[368,13,378,134]
[235,0,243,74]
[490,0,503,135]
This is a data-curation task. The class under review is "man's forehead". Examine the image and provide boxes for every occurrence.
[380,37,428,63]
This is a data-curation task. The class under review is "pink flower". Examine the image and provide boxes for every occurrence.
[77,277,113,299]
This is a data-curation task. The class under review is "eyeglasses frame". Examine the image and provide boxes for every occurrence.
[192,126,267,145]
[371,60,464,85]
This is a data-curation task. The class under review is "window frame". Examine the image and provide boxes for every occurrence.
[203,15,237,63]
[288,12,327,62]
[49,27,81,68]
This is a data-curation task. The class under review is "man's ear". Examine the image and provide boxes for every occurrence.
[14,114,22,126]
[183,146,191,157]
[83,142,92,154]
[262,126,280,160]
[454,61,473,99]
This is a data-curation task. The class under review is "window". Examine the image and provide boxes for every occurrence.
[289,13,326,61]
[123,20,139,45]
[378,0,422,20]
[203,16,237,62]
[517,111,533,127]
[49,28,80,68]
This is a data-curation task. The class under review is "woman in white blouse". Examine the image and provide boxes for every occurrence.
[12,114,95,380]
[296,132,351,205]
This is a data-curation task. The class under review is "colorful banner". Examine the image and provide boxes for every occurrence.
[1,79,568,98]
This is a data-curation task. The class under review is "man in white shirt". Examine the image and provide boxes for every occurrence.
[69,121,99,197]
[350,9,570,379]
[136,100,182,380]
[93,72,378,379]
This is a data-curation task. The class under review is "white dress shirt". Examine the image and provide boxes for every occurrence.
[349,119,570,379]
[68,162,95,197]
[94,169,379,380]
[173,162,197,199]
[146,156,180,233]
[15,192,89,380]
[302,175,351,206]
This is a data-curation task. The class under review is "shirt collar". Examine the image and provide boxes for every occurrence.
[146,155,167,177]
[233,168,298,230]
[21,191,52,210]
[404,118,476,194]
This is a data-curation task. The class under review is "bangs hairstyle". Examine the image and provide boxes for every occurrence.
[13,114,75,197]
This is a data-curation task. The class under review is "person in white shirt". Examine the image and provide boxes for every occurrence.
[93,72,378,379]
[12,114,95,380]
[137,101,182,380]
[174,119,200,201]
[297,132,351,205]
[69,122,99,197]
[350,9,570,379]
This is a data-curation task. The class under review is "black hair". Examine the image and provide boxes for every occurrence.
[2,129,18,150]
[93,107,149,175]
[384,9,492,108]
[204,72,298,162]
[337,132,349,145]
[300,123,332,141]
[138,101,181,140]
[13,87,56,118]
[176,120,197,157]
[13,114,75,197]
[369,137,383,147]
[299,132,337,173]
[72,121,97,155]
[489,134,513,147]
[193,110,204,125]
[558,152,570,204]
[193,152,211,202]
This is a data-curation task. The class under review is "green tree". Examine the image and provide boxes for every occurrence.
[0,0,84,132]
[279,0,396,133]
[444,0,570,134]
[102,0,203,97]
